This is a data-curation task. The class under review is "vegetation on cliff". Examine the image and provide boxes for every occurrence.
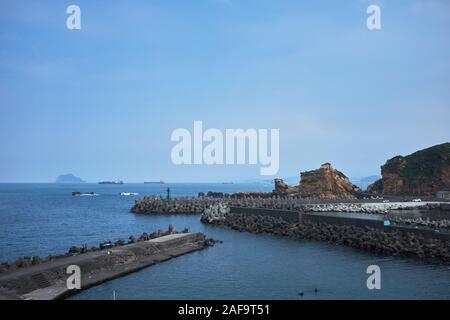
[368,143,450,196]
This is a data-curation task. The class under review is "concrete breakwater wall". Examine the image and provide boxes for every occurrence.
[131,196,208,214]
[230,206,301,223]
[387,214,450,230]
[131,195,450,215]
[0,231,217,300]
[131,196,450,231]
[0,225,188,274]
[302,213,450,240]
[201,209,450,263]
[228,207,450,240]
[301,212,385,229]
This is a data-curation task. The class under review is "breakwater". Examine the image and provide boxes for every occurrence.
[131,196,209,214]
[223,206,450,238]
[0,227,218,300]
[131,195,450,215]
[0,225,189,274]
[201,207,450,263]
[131,196,450,229]
[300,201,450,214]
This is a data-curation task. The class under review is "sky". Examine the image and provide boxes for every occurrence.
[0,0,449,182]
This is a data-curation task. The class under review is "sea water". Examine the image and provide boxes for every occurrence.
[0,183,449,300]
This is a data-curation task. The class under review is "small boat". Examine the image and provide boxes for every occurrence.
[120,192,139,196]
[144,181,165,184]
[72,191,99,196]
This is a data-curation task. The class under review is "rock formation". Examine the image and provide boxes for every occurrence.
[368,143,450,196]
[273,163,360,199]
[273,178,298,195]
[297,163,360,199]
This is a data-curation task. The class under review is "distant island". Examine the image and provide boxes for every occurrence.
[55,174,85,183]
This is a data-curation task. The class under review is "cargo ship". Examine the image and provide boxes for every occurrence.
[99,179,123,184]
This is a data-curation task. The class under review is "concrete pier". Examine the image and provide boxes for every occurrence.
[0,233,208,300]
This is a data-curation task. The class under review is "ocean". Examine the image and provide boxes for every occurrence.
[0,183,449,300]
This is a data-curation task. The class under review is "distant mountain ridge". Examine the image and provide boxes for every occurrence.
[56,174,85,183]
[350,175,381,190]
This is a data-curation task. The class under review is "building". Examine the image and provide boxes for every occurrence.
[436,191,450,200]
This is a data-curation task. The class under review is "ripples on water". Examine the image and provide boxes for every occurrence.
[0,183,449,300]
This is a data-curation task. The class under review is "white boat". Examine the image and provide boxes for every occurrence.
[120,192,139,196]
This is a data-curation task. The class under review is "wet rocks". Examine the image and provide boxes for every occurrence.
[204,238,223,247]
[114,239,126,246]
[99,241,113,250]
[68,246,81,254]
[388,215,450,230]
[149,231,162,239]
[201,203,230,223]
[138,233,149,242]
[0,256,39,273]
[131,196,208,214]
[206,191,226,198]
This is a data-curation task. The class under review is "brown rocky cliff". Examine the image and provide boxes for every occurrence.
[367,143,450,196]
[273,163,360,199]
[296,163,360,199]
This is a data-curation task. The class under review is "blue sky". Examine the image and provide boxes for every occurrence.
[0,0,449,182]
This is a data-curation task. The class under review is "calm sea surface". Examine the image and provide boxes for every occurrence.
[0,183,449,300]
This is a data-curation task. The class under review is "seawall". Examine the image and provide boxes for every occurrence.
[132,196,450,215]
[202,207,450,263]
[227,206,450,239]
[0,233,209,300]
